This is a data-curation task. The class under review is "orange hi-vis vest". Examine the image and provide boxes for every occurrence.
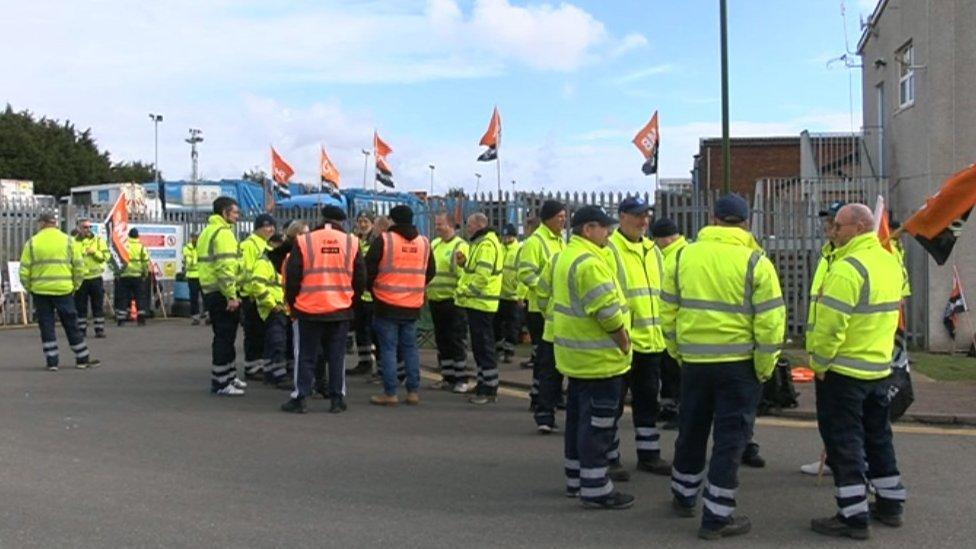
[373,232,431,309]
[294,226,359,315]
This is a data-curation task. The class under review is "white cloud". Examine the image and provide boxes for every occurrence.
[614,64,675,85]
[610,33,650,58]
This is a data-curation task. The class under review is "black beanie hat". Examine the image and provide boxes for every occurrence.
[539,200,566,221]
[390,205,414,225]
[650,218,679,238]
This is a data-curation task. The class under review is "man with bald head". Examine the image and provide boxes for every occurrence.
[456,212,505,404]
[807,203,907,539]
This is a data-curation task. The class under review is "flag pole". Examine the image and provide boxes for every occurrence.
[373,130,378,194]
[496,152,503,230]
[953,263,976,354]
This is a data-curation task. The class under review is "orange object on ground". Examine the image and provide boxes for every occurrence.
[792,367,816,383]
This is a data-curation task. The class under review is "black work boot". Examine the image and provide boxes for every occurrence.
[581,491,635,510]
[811,515,870,540]
[348,362,371,376]
[637,457,672,476]
[698,516,752,540]
[608,462,630,482]
[280,398,307,414]
[329,396,348,414]
[741,442,765,468]
[672,498,696,518]
[869,503,903,528]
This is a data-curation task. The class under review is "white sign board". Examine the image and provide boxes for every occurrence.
[91,224,185,280]
[6,261,25,293]
[0,179,35,201]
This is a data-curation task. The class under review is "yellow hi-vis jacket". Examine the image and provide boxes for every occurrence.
[607,230,666,354]
[20,227,84,295]
[536,250,560,344]
[456,230,504,313]
[806,232,904,380]
[246,252,284,321]
[500,239,524,301]
[660,235,688,263]
[427,235,468,301]
[807,242,835,332]
[661,226,786,380]
[182,242,199,279]
[121,240,150,278]
[552,235,632,379]
[239,233,271,298]
[198,214,240,300]
[360,236,374,302]
[517,224,565,313]
[73,234,110,280]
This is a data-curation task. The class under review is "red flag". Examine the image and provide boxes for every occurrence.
[903,162,976,264]
[633,111,659,175]
[944,267,969,338]
[478,106,501,158]
[104,193,130,272]
[374,132,394,188]
[320,145,341,189]
[270,146,295,197]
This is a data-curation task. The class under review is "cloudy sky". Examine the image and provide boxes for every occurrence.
[2,0,880,194]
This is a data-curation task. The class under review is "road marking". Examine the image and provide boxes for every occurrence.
[421,371,976,438]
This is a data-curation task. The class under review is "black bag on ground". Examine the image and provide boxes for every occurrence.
[757,357,799,415]
[886,367,914,422]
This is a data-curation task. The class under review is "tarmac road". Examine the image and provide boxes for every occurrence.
[1,321,974,547]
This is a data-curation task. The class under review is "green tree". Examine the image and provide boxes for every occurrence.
[0,104,156,197]
[242,167,268,183]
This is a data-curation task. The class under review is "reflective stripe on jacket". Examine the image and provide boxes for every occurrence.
[517,224,565,313]
[427,236,468,301]
[806,232,904,380]
[198,214,240,299]
[661,225,786,381]
[500,240,523,301]
[247,254,284,320]
[20,227,82,296]
[373,232,430,309]
[74,235,110,280]
[552,235,632,379]
[607,230,666,353]
[183,243,199,279]
[294,226,358,315]
[121,240,150,278]
[456,230,504,313]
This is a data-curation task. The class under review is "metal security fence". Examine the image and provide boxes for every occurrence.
[1,199,61,325]
[7,179,920,346]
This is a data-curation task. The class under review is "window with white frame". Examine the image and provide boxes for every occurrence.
[898,42,915,108]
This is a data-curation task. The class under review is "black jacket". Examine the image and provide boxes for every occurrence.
[365,224,437,320]
[285,224,366,322]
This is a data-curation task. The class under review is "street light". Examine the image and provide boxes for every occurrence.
[475,172,482,195]
[428,164,435,197]
[185,128,203,209]
[148,114,163,185]
[361,149,371,190]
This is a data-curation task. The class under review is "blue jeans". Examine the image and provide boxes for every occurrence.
[372,315,421,395]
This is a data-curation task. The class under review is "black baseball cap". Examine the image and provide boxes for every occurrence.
[618,196,651,215]
[818,200,846,218]
[571,206,617,227]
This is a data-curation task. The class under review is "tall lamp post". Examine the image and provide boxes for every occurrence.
[149,114,163,183]
[428,164,435,198]
[720,0,731,194]
[185,128,203,209]
[474,172,482,195]
[361,149,371,190]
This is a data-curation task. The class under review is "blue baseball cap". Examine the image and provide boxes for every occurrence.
[818,200,846,218]
[714,194,750,223]
[618,196,651,215]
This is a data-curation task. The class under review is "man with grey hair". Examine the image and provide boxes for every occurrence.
[73,217,110,338]
[808,203,907,539]
[456,212,505,404]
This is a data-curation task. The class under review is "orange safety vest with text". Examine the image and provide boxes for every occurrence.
[294,226,359,315]
[373,232,430,309]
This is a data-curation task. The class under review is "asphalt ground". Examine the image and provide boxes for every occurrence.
[2,320,975,547]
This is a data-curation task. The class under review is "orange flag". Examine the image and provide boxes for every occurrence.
[478,107,501,162]
[270,146,295,197]
[320,145,341,189]
[374,132,394,188]
[903,162,976,264]
[633,111,659,175]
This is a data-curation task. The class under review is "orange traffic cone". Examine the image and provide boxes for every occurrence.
[129,299,138,321]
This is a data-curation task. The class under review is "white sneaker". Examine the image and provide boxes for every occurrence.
[452,382,472,394]
[214,385,245,396]
[800,460,831,476]
[231,378,248,389]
